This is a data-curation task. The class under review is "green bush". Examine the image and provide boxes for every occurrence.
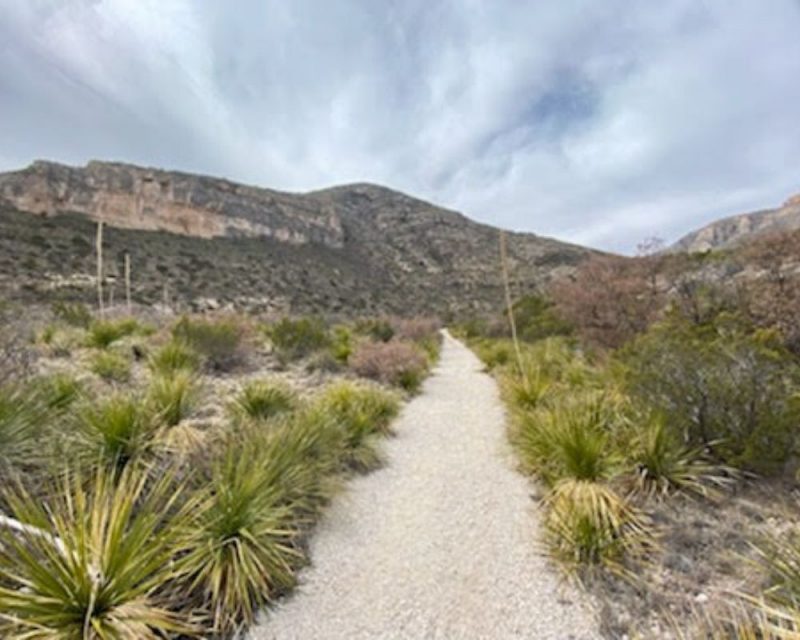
[618,315,800,474]
[78,394,159,469]
[147,372,199,427]
[148,339,200,375]
[267,317,330,361]
[354,317,394,343]
[172,316,243,371]
[230,379,296,422]
[329,325,353,363]
[513,294,573,342]
[90,350,132,383]
[311,382,399,471]
[85,318,139,349]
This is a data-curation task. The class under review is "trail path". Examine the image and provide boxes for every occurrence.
[249,331,600,640]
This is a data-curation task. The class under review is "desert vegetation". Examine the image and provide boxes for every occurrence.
[458,233,800,638]
[0,299,441,638]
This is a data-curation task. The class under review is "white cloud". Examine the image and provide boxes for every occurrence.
[1,0,799,252]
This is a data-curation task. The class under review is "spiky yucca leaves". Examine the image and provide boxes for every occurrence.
[629,415,732,499]
[230,379,296,423]
[90,350,131,383]
[0,467,197,639]
[677,599,800,639]
[178,435,303,635]
[147,339,200,375]
[85,318,140,349]
[544,479,654,577]
[312,382,399,472]
[146,372,200,427]
[752,530,800,611]
[513,391,623,486]
[503,363,551,411]
[78,394,161,470]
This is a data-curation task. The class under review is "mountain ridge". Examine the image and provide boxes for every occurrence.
[0,159,593,316]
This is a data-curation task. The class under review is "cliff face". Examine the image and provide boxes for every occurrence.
[671,193,800,253]
[0,160,345,247]
[0,160,595,315]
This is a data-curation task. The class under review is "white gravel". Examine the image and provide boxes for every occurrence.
[249,331,601,640]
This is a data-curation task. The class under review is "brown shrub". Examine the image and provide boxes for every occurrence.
[389,317,441,342]
[349,340,427,391]
[550,255,665,350]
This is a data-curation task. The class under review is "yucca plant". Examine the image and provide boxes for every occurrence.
[544,478,654,577]
[90,350,131,383]
[677,598,800,639]
[147,339,200,375]
[0,466,197,638]
[177,437,303,635]
[503,363,551,411]
[312,382,399,471]
[629,415,732,498]
[78,394,161,470]
[0,384,50,484]
[752,530,800,611]
[146,372,200,427]
[85,318,139,349]
[230,379,296,422]
[513,392,622,486]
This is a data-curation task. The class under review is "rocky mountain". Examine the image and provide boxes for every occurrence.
[0,160,594,316]
[671,193,800,253]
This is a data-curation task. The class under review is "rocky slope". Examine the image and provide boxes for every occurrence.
[0,160,593,316]
[671,193,800,253]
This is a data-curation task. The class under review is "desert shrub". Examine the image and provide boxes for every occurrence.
[511,294,573,342]
[230,379,296,422]
[472,339,513,371]
[172,315,243,371]
[752,529,800,612]
[85,317,139,349]
[0,385,49,482]
[267,316,330,361]
[544,479,653,575]
[0,467,197,638]
[51,300,92,328]
[329,325,353,363]
[390,316,441,342]
[177,436,302,635]
[90,350,132,383]
[33,373,83,413]
[311,382,399,471]
[354,317,394,343]
[627,414,732,498]
[147,372,200,427]
[148,339,200,375]
[349,340,427,392]
[618,315,800,474]
[78,394,160,469]
[551,254,665,350]
[502,364,552,411]
[513,391,623,487]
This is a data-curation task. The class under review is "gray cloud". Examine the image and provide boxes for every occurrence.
[1,0,799,252]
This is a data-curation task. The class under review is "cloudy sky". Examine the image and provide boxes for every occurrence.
[1,1,799,252]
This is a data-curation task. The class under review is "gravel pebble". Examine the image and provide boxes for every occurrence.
[248,332,601,640]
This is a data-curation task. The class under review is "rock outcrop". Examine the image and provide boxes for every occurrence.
[671,193,800,253]
[0,160,345,247]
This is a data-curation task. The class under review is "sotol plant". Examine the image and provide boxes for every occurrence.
[0,467,198,638]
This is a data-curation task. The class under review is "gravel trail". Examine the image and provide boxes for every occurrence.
[249,331,600,640]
